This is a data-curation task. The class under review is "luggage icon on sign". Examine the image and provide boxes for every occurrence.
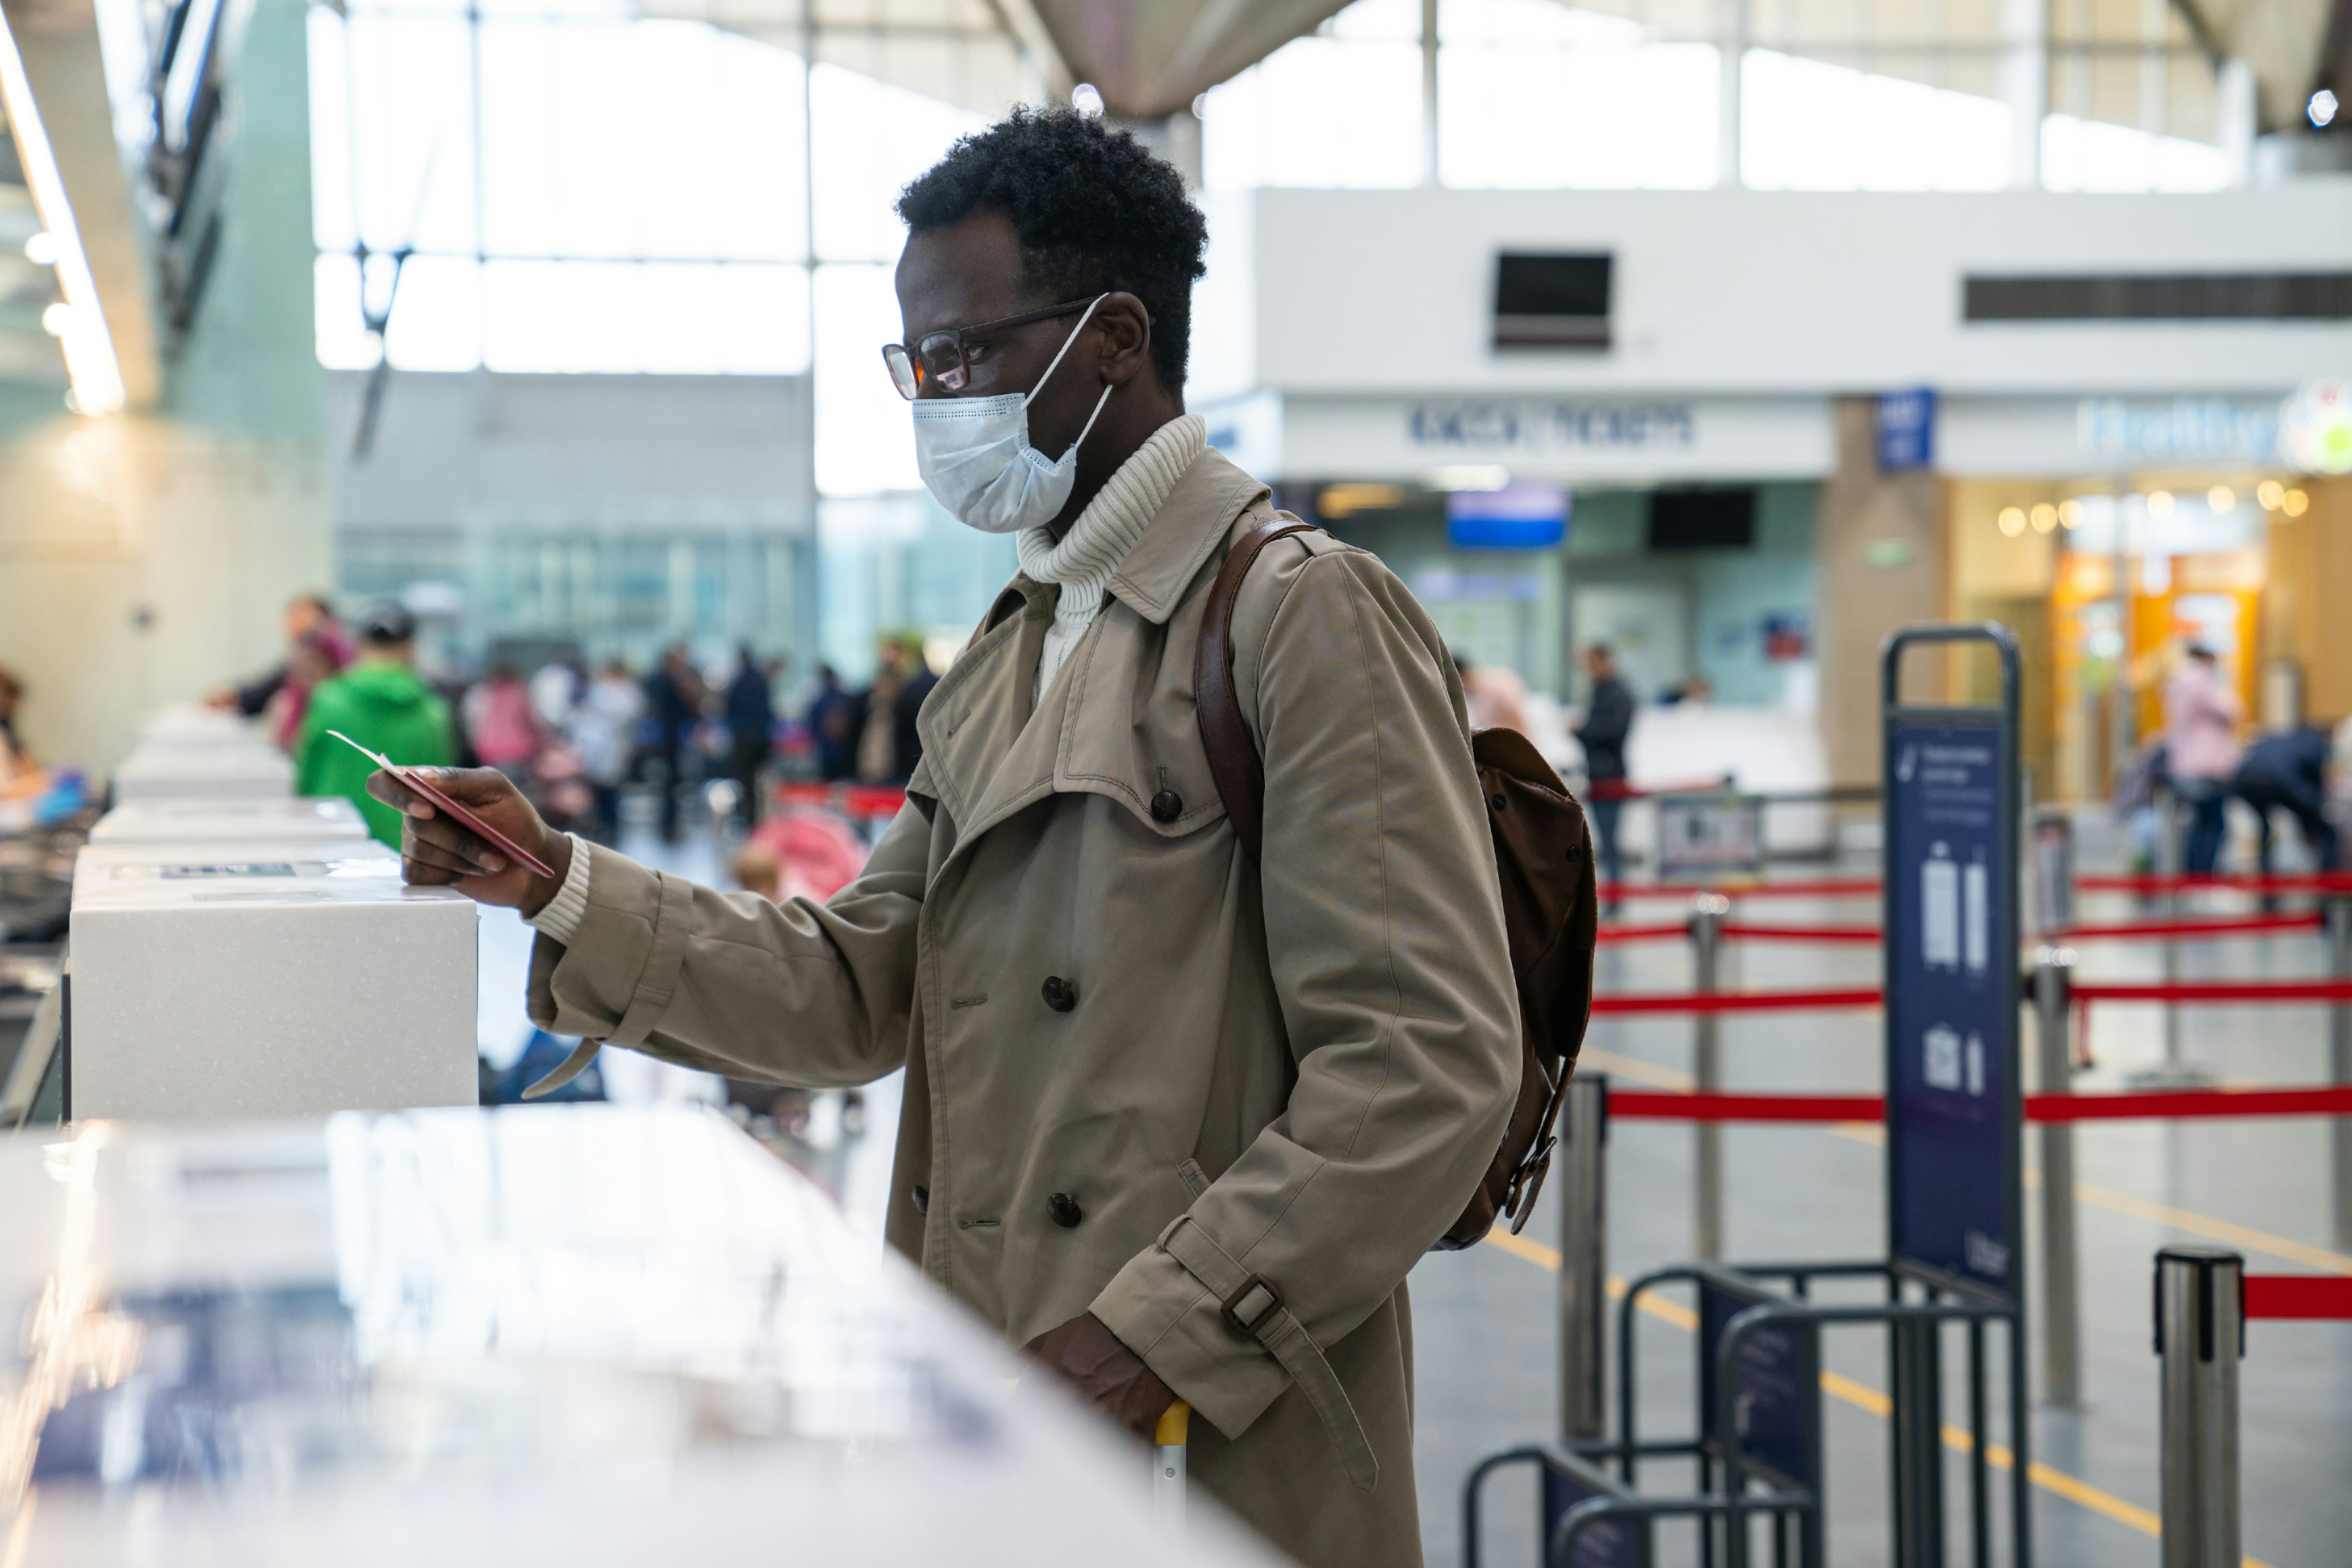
[1924,1025,1962,1091]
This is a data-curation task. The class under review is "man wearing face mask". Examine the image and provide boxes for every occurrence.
[369,108,1517,1568]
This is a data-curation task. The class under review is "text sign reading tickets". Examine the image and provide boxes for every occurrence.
[1887,718,2017,1300]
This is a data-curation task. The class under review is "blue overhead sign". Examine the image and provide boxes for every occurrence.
[1877,388,1936,472]
[1884,696,2021,1303]
[1446,483,1569,549]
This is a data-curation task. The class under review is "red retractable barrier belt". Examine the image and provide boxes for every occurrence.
[1593,924,1692,944]
[2075,870,2352,895]
[1601,878,1883,901]
[1718,922,1882,944]
[2026,1085,2352,1120]
[2047,914,2324,942]
[1588,988,1883,1016]
[2071,979,2352,1006]
[2243,1276,2352,1320]
[1611,1090,1882,1121]
[1599,1084,2352,1122]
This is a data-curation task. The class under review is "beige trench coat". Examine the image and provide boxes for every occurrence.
[526,447,1521,1567]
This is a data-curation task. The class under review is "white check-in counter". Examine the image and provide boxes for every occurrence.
[0,1106,1274,1567]
[111,743,295,803]
[66,846,476,1121]
[88,794,371,845]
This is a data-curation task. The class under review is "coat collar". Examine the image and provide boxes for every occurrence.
[1101,445,1270,625]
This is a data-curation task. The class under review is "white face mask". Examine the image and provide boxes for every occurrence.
[911,295,1115,535]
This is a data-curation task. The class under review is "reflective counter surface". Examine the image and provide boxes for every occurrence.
[0,1105,1272,1564]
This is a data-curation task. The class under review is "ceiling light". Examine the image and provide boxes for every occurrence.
[40,301,70,336]
[2256,480,2285,510]
[1423,464,1512,491]
[1317,482,1405,518]
[2030,503,2057,533]
[2283,488,2310,518]
[0,9,124,415]
[22,231,55,265]
[1997,506,2026,537]
[2312,89,2340,129]
[2207,485,2235,513]
[1071,83,1104,118]
[2059,499,2084,529]
[2146,490,2174,517]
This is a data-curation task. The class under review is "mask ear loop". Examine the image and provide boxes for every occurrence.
[1020,293,1108,411]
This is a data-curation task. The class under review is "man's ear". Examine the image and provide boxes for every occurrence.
[1095,292,1153,386]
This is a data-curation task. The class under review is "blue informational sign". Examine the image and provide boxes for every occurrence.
[1446,483,1570,549]
[1698,1279,1821,1491]
[1541,1465,1651,1568]
[1884,710,2021,1302]
[1876,388,1937,472]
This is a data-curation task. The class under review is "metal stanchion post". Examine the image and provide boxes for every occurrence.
[1689,893,1731,1261]
[2034,945,2080,1408]
[2155,1246,2243,1568]
[1559,1074,1610,1442]
[2329,895,2352,1249]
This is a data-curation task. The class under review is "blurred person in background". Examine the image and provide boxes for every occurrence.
[296,605,454,847]
[1574,642,1635,904]
[263,634,342,752]
[641,644,704,842]
[530,653,585,733]
[0,665,49,800]
[2163,642,2241,875]
[1453,650,1529,736]
[804,665,858,782]
[569,658,643,845]
[854,635,932,785]
[2233,723,2337,878]
[725,644,777,825]
[208,592,352,741]
[463,663,541,782]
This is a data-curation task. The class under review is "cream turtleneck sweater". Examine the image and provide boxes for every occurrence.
[1016,413,1207,702]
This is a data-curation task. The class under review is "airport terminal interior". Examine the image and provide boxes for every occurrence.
[1,0,2350,1562]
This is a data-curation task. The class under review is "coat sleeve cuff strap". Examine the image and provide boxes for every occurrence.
[1156,1215,1379,1492]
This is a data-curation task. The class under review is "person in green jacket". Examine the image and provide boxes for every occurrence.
[296,603,456,846]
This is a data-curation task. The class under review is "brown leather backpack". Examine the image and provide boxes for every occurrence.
[1196,516,1600,1250]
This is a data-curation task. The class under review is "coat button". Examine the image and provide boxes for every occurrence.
[911,1184,929,1216]
[1150,789,1183,823]
[1041,976,1077,1012]
[1047,1192,1083,1228]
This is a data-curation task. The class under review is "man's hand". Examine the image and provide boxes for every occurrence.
[1022,1313,1176,1440]
[365,766,571,916]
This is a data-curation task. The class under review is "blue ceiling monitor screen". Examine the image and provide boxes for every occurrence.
[1882,628,2023,1305]
[1446,483,1569,549]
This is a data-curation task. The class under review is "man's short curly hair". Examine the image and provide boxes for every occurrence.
[897,108,1209,392]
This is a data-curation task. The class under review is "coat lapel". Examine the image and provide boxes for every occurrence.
[918,447,1273,864]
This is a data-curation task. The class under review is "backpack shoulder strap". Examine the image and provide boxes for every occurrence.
[1196,514,1320,861]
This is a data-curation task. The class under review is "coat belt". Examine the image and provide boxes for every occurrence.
[1158,1214,1379,1491]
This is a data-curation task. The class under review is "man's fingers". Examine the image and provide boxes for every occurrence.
[404,821,505,877]
[401,855,464,887]
[365,771,431,818]
[401,837,488,881]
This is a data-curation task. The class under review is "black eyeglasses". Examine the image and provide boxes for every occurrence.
[881,296,1099,399]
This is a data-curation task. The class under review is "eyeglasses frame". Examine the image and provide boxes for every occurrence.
[881,296,1100,399]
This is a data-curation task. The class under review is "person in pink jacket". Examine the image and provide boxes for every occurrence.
[2164,643,2242,873]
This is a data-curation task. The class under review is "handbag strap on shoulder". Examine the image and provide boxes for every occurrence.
[1195,514,1319,861]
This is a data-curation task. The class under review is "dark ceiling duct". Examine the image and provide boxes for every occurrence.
[1025,0,1359,119]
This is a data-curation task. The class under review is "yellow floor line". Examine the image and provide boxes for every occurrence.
[1578,1046,1696,1091]
[1479,1229,2279,1565]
